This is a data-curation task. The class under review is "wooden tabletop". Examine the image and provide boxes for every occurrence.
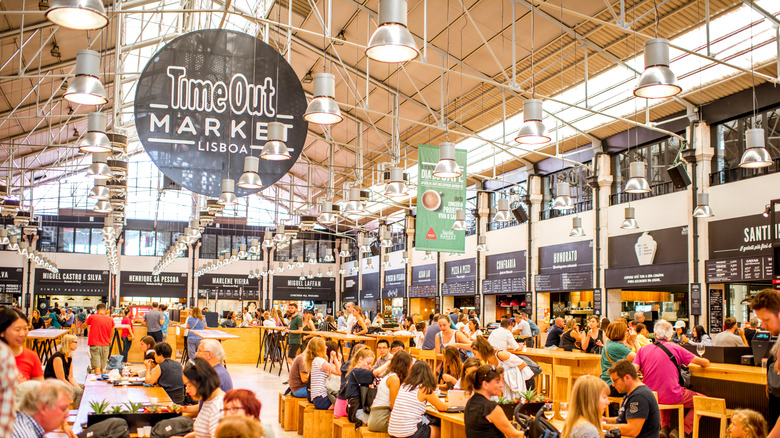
[114,324,132,329]
[188,330,240,340]
[512,347,600,360]
[367,333,415,339]
[688,362,767,384]
[426,407,465,426]
[27,328,69,339]
[287,330,373,342]
[72,377,172,433]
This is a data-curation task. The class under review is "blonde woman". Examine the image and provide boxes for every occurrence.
[43,334,83,405]
[559,318,582,351]
[562,375,609,438]
[184,307,207,361]
[728,409,767,438]
[351,306,368,335]
[306,337,341,410]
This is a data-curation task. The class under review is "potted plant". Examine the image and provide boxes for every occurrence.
[517,389,548,417]
[87,399,179,430]
[496,396,522,419]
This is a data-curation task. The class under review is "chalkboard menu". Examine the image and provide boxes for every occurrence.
[35,269,109,296]
[535,271,593,292]
[705,256,773,282]
[0,268,23,294]
[593,289,602,315]
[121,271,188,298]
[709,288,724,334]
[482,277,527,295]
[435,295,441,310]
[199,274,259,300]
[411,265,437,286]
[343,276,358,302]
[362,272,380,300]
[272,276,336,301]
[441,280,476,296]
[409,284,436,298]
[384,269,405,299]
[691,283,702,316]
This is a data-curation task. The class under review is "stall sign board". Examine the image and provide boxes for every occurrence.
[121,272,188,298]
[34,269,109,297]
[593,289,602,315]
[444,259,476,282]
[604,263,689,289]
[384,269,406,299]
[0,268,23,294]
[485,251,526,279]
[539,241,593,274]
[409,284,436,298]
[342,276,358,303]
[482,277,526,295]
[690,283,702,316]
[534,271,593,292]
[199,274,259,300]
[705,256,774,282]
[441,280,476,296]
[708,214,779,259]
[272,276,336,301]
[411,265,437,286]
[709,288,724,335]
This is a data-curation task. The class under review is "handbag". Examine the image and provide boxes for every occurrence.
[360,385,377,413]
[654,340,692,388]
[514,405,560,438]
[78,418,129,438]
[150,417,194,438]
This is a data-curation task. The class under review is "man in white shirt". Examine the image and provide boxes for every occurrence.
[712,317,749,347]
[513,311,532,337]
[345,301,356,333]
[488,318,520,351]
[241,307,252,327]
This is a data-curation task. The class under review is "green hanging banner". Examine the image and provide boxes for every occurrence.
[414,143,467,253]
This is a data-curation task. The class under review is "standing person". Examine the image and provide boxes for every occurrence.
[241,307,253,326]
[581,316,606,354]
[634,320,710,438]
[561,375,609,438]
[712,317,749,347]
[605,359,660,438]
[487,319,520,351]
[285,303,303,367]
[351,306,368,335]
[43,334,83,405]
[0,341,16,436]
[544,318,564,350]
[344,302,356,333]
[463,365,524,438]
[196,339,233,392]
[143,302,165,343]
[388,361,449,438]
[0,308,42,382]
[182,358,225,438]
[470,337,533,399]
[337,311,347,331]
[750,290,780,438]
[75,309,86,335]
[84,303,114,374]
[184,307,207,362]
[161,304,170,342]
[119,308,134,362]
[368,351,413,433]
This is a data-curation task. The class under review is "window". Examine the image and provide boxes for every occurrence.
[541,164,594,217]
[291,239,304,262]
[91,229,106,254]
[140,231,156,256]
[319,240,333,262]
[156,232,171,256]
[711,108,780,185]
[305,241,318,262]
[40,226,57,252]
[58,228,74,252]
[217,235,232,257]
[611,139,683,205]
[124,230,141,256]
[74,228,91,253]
[200,234,216,259]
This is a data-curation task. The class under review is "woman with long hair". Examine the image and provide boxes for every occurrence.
[439,346,463,391]
[470,336,533,399]
[30,310,44,330]
[182,357,225,438]
[457,357,481,394]
[463,365,524,438]
[581,316,606,354]
[43,334,83,405]
[467,319,483,341]
[434,315,470,354]
[368,351,413,432]
[561,375,609,438]
[688,325,712,347]
[350,306,368,335]
[334,347,376,424]
[388,361,449,438]
[600,321,636,415]
[184,307,207,361]
[729,409,768,438]
[0,307,41,382]
[306,337,341,410]
[559,318,582,351]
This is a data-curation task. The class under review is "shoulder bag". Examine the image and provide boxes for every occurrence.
[514,405,560,438]
[653,340,692,388]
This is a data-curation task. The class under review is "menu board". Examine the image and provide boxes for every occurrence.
[605,263,688,288]
[709,288,724,334]
[593,289,602,315]
[342,276,358,302]
[409,284,436,298]
[0,268,23,294]
[35,269,109,297]
[121,272,188,298]
[384,269,405,299]
[482,277,526,295]
[362,272,380,300]
[691,283,702,316]
[705,256,773,282]
[198,274,259,300]
[441,280,476,296]
[485,251,526,279]
[535,271,593,292]
[411,265,437,286]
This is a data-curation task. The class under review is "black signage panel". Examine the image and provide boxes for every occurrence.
[485,251,526,279]
[272,276,335,301]
[482,277,526,295]
[690,283,702,316]
[608,227,688,268]
[409,285,436,298]
[442,280,476,296]
[134,29,308,197]
[539,241,593,274]
[0,268,23,294]
[35,269,109,297]
[709,214,779,259]
[199,274,259,300]
[342,276,358,303]
[705,256,774,282]
[411,264,437,286]
[605,263,688,288]
[120,271,187,298]
[535,271,593,292]
[709,288,724,334]
[593,289,602,315]
[362,272,380,300]
[444,259,476,282]
[383,268,406,299]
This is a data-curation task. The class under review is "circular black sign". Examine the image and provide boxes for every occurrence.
[134,29,307,197]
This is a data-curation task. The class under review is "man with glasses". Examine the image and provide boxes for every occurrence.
[13,379,74,438]
[195,339,233,392]
[373,339,393,370]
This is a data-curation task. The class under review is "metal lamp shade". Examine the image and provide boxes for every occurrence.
[64,50,107,105]
[304,73,342,125]
[89,180,110,200]
[260,122,291,161]
[452,209,468,231]
[569,217,585,237]
[692,193,714,218]
[385,167,408,197]
[237,156,263,189]
[343,187,365,214]
[433,142,461,178]
[624,161,651,193]
[79,113,112,153]
[552,182,574,210]
[633,39,681,99]
[366,24,419,63]
[739,128,773,168]
[494,198,512,222]
[86,152,112,179]
[46,0,108,30]
[515,99,551,145]
[476,235,488,251]
[93,200,112,213]
[319,212,339,224]
[0,229,9,245]
[620,207,639,230]
[218,179,238,205]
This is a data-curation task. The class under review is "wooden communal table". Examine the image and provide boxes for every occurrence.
[688,361,768,418]
[367,333,415,351]
[187,329,240,341]
[26,328,69,365]
[426,407,466,438]
[71,377,172,434]
[510,347,601,403]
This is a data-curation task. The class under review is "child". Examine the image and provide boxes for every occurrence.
[729,409,768,438]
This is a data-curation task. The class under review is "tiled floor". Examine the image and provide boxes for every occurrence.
[70,337,299,438]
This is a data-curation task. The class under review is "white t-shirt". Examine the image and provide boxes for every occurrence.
[487,327,520,351]
[346,314,357,333]
[515,319,532,337]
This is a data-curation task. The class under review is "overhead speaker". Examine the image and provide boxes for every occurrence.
[666,164,691,189]
[511,205,528,224]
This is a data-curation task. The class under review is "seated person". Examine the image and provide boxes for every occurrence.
[285,352,309,399]
[390,340,405,355]
[196,339,233,392]
[373,339,393,370]
[605,359,660,438]
[145,342,186,404]
[140,336,156,361]
[712,317,749,347]
[220,312,237,328]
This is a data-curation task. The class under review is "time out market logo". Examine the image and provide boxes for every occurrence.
[134,29,308,198]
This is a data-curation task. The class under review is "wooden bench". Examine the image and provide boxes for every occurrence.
[333,416,359,438]
[303,406,334,438]
[279,393,303,431]
[297,400,312,435]
[358,426,390,438]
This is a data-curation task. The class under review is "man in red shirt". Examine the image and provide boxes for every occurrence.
[84,303,114,373]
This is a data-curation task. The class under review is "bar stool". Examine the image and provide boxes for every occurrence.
[653,391,685,434]
[537,362,553,398]
[692,396,732,438]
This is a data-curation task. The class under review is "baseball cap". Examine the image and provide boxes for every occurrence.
[674,321,686,329]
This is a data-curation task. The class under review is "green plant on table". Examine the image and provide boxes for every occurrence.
[110,405,126,415]
[496,396,521,405]
[146,404,161,413]
[88,400,111,415]
[519,389,541,403]
[124,401,144,413]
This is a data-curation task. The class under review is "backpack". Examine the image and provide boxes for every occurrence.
[150,417,194,438]
[78,418,129,438]
[514,405,560,438]
[519,355,542,377]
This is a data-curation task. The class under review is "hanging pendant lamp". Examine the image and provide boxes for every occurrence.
[260,122,291,161]
[366,0,420,63]
[476,235,488,252]
[515,99,551,145]
[304,73,343,125]
[552,182,574,210]
[319,201,339,224]
[46,0,108,30]
[739,128,773,168]
[343,187,365,214]
[93,200,112,213]
[384,167,408,197]
[86,152,112,180]
[624,161,651,193]
[433,142,461,178]
[692,193,714,218]
[262,231,274,248]
[569,217,585,237]
[64,50,107,105]
[218,179,238,205]
[79,112,111,153]
[494,198,513,222]
[633,38,681,99]
[452,209,468,231]
[237,156,263,188]
[89,180,110,200]
[621,207,639,230]
[0,228,8,245]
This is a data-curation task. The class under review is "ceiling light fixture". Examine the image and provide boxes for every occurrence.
[365,0,420,63]
[624,161,651,193]
[304,73,342,125]
[621,206,639,230]
[86,152,112,180]
[433,142,461,178]
[89,179,110,200]
[552,182,574,210]
[692,193,714,218]
[343,187,365,214]
[218,179,238,206]
[260,122,291,161]
[633,38,681,99]
[64,50,107,105]
[739,128,773,168]
[452,209,468,231]
[45,0,108,30]
[79,112,112,153]
[318,201,339,225]
[493,198,512,222]
[476,235,488,252]
[384,167,408,197]
[237,156,263,188]
[569,217,585,237]
[515,99,551,145]
[93,200,112,213]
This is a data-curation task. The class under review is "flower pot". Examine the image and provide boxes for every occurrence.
[499,402,520,420]
[87,412,179,430]
[518,402,547,417]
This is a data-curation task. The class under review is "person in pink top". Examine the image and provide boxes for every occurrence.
[633,319,710,438]
[120,308,134,362]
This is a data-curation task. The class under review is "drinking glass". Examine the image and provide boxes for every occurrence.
[696,343,705,357]
[543,403,554,421]
[560,402,569,420]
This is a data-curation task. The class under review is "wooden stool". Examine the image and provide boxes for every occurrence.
[556,365,574,403]
[280,394,302,431]
[303,406,334,438]
[278,393,284,424]
[692,396,733,438]
[333,416,359,438]
[358,426,391,438]
[297,400,312,435]
[653,392,685,433]
[537,362,553,397]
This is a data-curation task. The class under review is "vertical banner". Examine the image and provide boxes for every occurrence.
[415,143,468,253]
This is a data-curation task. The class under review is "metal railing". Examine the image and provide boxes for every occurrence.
[541,199,594,220]
[709,158,780,186]
[609,181,680,206]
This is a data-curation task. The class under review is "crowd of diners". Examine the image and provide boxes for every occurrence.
[0,289,778,438]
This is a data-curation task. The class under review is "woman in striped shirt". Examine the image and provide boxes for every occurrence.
[306,337,341,410]
[182,357,224,438]
[388,361,449,438]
